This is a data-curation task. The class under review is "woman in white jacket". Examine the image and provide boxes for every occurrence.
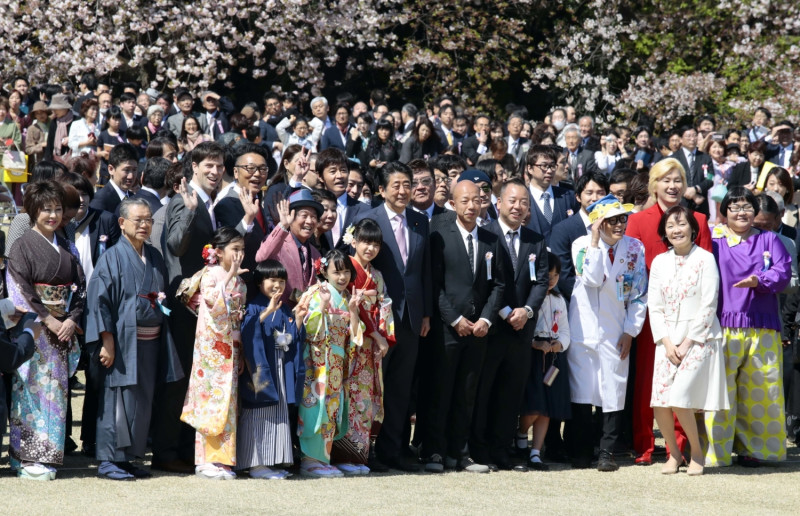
[276,114,323,154]
[648,205,728,476]
[68,99,100,156]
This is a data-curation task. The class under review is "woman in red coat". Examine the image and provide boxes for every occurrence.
[625,158,712,464]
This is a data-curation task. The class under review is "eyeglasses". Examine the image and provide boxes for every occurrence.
[412,178,433,188]
[125,218,155,227]
[605,215,628,226]
[236,164,269,174]
[534,162,557,171]
[435,176,452,185]
[478,185,492,194]
[727,205,755,213]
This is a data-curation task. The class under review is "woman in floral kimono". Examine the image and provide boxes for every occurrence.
[6,181,85,480]
[331,219,395,474]
[180,227,247,480]
[297,249,364,478]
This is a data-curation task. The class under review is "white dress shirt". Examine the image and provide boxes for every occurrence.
[108,179,128,201]
[451,219,492,328]
[529,184,554,215]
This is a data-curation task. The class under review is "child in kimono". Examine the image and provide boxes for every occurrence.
[238,259,304,480]
[518,252,571,471]
[296,249,364,478]
[331,219,395,474]
[181,227,247,480]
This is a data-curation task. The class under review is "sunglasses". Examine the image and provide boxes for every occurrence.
[605,215,628,226]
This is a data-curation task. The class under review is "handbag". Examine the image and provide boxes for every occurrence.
[2,140,28,182]
[175,266,207,316]
[710,183,728,203]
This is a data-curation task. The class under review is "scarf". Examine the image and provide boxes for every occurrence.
[53,111,74,156]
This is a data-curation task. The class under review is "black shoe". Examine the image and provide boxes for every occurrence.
[542,449,570,463]
[368,455,390,473]
[597,450,619,472]
[151,459,195,474]
[382,455,421,473]
[528,458,550,471]
[737,455,760,468]
[455,457,490,473]
[423,454,444,473]
[119,461,153,479]
[69,376,85,391]
[81,443,96,458]
[571,456,592,469]
[493,455,516,471]
[65,437,79,455]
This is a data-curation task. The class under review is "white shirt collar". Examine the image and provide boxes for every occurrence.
[337,192,349,209]
[108,179,128,201]
[455,218,478,241]
[384,202,405,220]
[683,146,696,158]
[497,218,520,236]
[190,180,213,206]
[579,209,591,229]
[140,186,160,199]
[529,183,554,200]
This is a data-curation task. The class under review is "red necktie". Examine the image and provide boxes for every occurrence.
[255,204,266,233]
[608,247,614,265]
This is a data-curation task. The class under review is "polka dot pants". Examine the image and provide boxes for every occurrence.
[699,328,786,466]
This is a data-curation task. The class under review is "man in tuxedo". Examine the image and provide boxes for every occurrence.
[669,125,714,217]
[420,180,505,473]
[549,172,609,301]
[355,162,432,471]
[318,148,367,249]
[409,159,446,220]
[564,126,599,183]
[131,157,170,216]
[199,91,230,141]
[469,178,548,471]
[90,144,139,214]
[525,145,574,241]
[319,103,353,151]
[214,143,267,300]
[152,141,224,473]
[507,114,530,163]
[461,115,491,166]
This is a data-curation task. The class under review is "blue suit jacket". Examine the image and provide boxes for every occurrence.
[526,184,573,242]
[319,125,351,151]
[355,205,432,334]
[548,212,590,301]
[90,183,125,214]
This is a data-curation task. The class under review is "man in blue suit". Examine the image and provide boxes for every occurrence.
[317,148,367,250]
[90,144,139,214]
[355,161,432,472]
[549,172,609,301]
[524,145,574,241]
[319,103,353,151]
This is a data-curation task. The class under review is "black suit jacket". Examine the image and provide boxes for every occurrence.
[131,189,163,216]
[89,183,125,214]
[431,221,505,343]
[525,185,573,242]
[670,148,714,216]
[119,114,143,135]
[568,149,599,183]
[200,111,230,140]
[485,220,549,344]
[325,196,368,250]
[727,161,764,190]
[356,205,432,334]
[163,185,216,295]
[548,213,590,300]
[320,125,351,151]
[214,188,268,299]
[461,135,485,165]
[79,207,122,265]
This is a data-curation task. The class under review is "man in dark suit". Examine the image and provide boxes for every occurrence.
[669,125,714,217]
[317,148,367,249]
[408,159,446,220]
[564,126,599,183]
[131,157,170,216]
[198,91,230,141]
[420,180,505,473]
[0,317,39,451]
[118,92,143,134]
[507,114,531,164]
[152,141,225,473]
[460,115,490,165]
[319,103,353,151]
[524,145,574,241]
[90,144,139,214]
[469,179,549,471]
[214,143,268,300]
[549,172,609,301]
[354,162,432,471]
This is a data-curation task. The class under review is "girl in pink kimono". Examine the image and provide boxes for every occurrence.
[181,228,247,480]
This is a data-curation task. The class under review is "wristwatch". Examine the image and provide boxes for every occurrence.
[524,306,534,319]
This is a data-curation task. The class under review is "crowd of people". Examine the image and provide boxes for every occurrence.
[0,73,799,482]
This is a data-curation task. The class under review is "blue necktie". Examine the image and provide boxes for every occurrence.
[541,192,553,224]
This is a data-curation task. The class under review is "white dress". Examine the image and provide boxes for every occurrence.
[648,246,729,411]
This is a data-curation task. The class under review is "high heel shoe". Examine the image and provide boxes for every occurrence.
[686,459,704,476]
[661,457,681,475]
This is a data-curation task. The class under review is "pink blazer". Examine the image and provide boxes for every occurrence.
[255,225,320,305]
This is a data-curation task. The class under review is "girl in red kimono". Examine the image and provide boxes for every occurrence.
[331,219,395,474]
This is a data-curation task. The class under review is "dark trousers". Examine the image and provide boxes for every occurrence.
[470,328,530,462]
[80,343,101,447]
[420,326,487,459]
[151,306,195,463]
[375,313,419,461]
[571,403,623,461]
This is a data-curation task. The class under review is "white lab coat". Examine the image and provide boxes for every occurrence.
[567,234,648,411]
